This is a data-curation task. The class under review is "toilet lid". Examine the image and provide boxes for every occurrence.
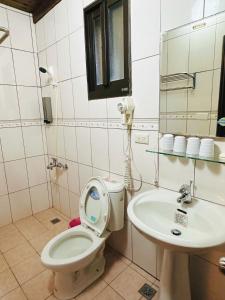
[80,177,111,236]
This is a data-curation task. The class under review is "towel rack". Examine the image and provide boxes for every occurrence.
[160,72,196,92]
[0,27,9,45]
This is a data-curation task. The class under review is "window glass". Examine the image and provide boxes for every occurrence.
[93,15,103,85]
[108,0,124,82]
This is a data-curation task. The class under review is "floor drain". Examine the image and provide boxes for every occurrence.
[139,283,157,300]
[50,218,61,224]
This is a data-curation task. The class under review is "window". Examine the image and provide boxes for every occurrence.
[84,0,131,100]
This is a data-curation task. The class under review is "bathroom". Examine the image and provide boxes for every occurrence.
[0,0,225,299]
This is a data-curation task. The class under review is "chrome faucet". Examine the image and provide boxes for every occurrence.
[47,158,68,170]
[177,181,193,204]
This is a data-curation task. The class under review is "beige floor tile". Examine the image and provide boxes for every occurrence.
[11,254,45,284]
[130,263,156,284]
[0,269,18,297]
[4,242,36,267]
[94,286,124,300]
[46,295,57,300]
[102,250,128,284]
[34,208,68,229]
[110,267,149,300]
[22,270,53,300]
[0,254,9,273]
[0,225,18,239]
[29,230,56,254]
[76,278,107,300]
[0,230,26,253]
[15,216,47,240]
[1,287,27,300]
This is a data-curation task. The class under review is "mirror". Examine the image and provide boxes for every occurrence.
[160,12,225,138]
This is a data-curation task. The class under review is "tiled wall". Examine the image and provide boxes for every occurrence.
[35,0,225,299]
[0,4,51,226]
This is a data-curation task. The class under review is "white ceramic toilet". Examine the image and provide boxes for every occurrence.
[41,177,124,300]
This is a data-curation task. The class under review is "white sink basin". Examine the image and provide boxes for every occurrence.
[128,188,225,252]
[127,188,225,300]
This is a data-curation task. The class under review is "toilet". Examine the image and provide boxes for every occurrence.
[41,177,124,300]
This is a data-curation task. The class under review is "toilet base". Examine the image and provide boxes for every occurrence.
[53,255,105,300]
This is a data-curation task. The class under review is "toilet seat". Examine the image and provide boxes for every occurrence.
[41,225,109,272]
[80,177,111,236]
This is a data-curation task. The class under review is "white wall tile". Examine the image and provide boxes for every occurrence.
[0,7,11,47]
[73,76,89,118]
[108,129,124,175]
[195,161,225,205]
[91,128,109,171]
[67,161,80,194]
[189,26,216,73]
[0,163,7,196]
[108,220,132,260]
[133,56,159,119]
[30,183,49,214]
[0,48,15,85]
[205,0,225,17]
[161,0,204,31]
[8,10,33,51]
[67,0,83,34]
[89,98,107,119]
[57,37,71,81]
[54,0,69,41]
[59,186,70,217]
[13,50,37,86]
[26,156,47,186]
[18,87,41,119]
[159,156,195,191]
[188,71,213,112]
[69,191,79,217]
[0,86,19,121]
[131,130,158,184]
[0,195,12,227]
[70,28,86,78]
[1,127,25,161]
[51,183,60,211]
[9,189,32,222]
[131,0,160,61]
[44,10,56,47]
[76,127,92,165]
[78,164,92,191]
[5,159,28,193]
[64,127,78,161]
[60,80,75,118]
[35,18,46,51]
[132,225,157,276]
[46,44,58,83]
[22,126,44,157]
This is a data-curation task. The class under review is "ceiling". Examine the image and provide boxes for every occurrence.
[0,0,61,23]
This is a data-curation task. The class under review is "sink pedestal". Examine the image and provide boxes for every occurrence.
[159,250,191,300]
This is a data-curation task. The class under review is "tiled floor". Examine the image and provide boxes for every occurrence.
[0,209,159,300]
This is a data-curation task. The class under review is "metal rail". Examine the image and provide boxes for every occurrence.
[160,72,196,92]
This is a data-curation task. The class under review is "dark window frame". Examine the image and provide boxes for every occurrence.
[84,0,131,100]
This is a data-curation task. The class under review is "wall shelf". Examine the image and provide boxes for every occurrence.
[146,149,225,165]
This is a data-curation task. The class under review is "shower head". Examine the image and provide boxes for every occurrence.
[39,66,58,87]
[39,67,48,74]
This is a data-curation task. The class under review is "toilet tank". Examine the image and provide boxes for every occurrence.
[103,179,124,232]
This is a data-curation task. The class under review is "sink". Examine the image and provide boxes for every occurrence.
[127,188,225,300]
